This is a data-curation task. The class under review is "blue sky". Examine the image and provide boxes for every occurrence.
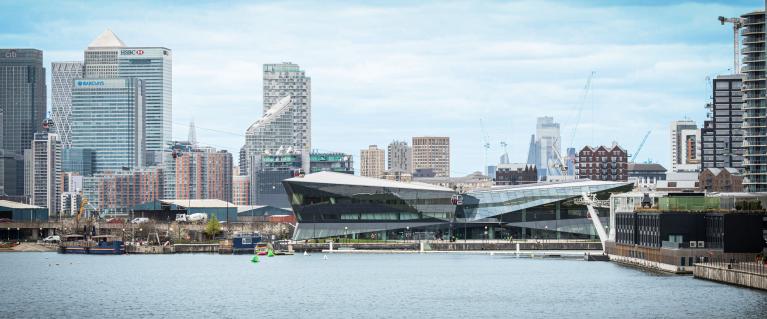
[0,0,763,175]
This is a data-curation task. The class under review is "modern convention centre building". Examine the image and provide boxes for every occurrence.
[283,171,632,241]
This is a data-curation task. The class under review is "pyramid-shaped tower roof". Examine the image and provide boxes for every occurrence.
[88,29,126,48]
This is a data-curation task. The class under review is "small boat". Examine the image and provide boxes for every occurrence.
[59,235,125,255]
[232,232,262,254]
[255,243,269,256]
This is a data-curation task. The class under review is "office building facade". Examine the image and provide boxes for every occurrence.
[412,136,450,177]
[0,49,46,196]
[360,145,385,178]
[741,11,767,191]
[71,78,146,173]
[51,61,84,148]
[387,140,411,173]
[83,30,172,165]
[526,117,561,179]
[701,74,744,171]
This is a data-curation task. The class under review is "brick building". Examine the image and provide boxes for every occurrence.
[698,168,744,192]
[576,144,628,181]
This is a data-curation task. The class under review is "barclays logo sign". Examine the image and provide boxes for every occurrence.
[76,80,105,86]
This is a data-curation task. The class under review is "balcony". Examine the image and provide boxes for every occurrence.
[743,47,766,54]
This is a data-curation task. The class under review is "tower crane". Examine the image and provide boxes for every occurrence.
[718,16,744,73]
[569,71,595,148]
[630,130,651,163]
[499,141,509,164]
[480,119,491,173]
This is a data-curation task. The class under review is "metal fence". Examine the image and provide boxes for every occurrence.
[698,254,767,275]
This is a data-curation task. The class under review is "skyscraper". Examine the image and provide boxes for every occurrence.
[83,29,172,166]
[412,136,450,177]
[0,48,46,196]
[171,147,233,202]
[360,145,385,177]
[51,61,83,148]
[670,120,699,172]
[387,140,411,173]
[71,78,146,173]
[701,74,744,171]
[28,131,61,216]
[242,96,294,174]
[741,10,766,192]
[263,63,311,171]
[534,117,561,179]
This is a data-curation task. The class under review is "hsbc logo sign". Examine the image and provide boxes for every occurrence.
[120,49,144,55]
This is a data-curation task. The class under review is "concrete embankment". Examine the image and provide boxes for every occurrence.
[0,243,56,252]
[694,263,767,290]
[288,241,602,253]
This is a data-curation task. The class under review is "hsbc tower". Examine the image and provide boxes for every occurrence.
[83,29,172,167]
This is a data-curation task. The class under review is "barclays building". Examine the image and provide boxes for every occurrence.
[284,171,632,240]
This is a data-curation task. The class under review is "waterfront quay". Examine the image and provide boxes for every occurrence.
[694,258,767,291]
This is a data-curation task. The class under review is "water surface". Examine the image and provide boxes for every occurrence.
[1,252,765,318]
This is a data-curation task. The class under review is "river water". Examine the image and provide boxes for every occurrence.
[1,252,766,318]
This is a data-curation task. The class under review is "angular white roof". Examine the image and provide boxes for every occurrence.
[88,29,126,48]
[246,96,291,133]
[0,200,42,209]
[285,171,454,192]
[161,199,235,208]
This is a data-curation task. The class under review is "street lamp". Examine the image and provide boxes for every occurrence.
[406,226,410,242]
[344,226,348,243]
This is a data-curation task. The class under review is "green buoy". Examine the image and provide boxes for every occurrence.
[267,249,275,257]
[251,255,259,263]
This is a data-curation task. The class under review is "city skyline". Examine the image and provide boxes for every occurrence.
[0,0,760,175]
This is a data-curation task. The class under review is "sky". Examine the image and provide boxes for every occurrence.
[0,0,763,176]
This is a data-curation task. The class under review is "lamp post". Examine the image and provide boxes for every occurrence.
[406,226,410,243]
[484,225,488,246]
[344,226,348,243]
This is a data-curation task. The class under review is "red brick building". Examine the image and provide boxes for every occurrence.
[96,168,163,210]
[576,145,628,181]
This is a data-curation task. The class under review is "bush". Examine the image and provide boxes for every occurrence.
[204,215,221,239]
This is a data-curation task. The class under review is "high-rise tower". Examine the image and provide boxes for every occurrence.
[51,61,83,148]
[741,10,766,191]
[263,63,311,171]
[83,29,172,166]
[0,48,46,196]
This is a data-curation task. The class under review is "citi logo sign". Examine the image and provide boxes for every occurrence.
[120,49,144,55]
[77,80,105,86]
[4,50,17,58]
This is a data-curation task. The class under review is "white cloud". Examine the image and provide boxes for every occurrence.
[5,0,758,174]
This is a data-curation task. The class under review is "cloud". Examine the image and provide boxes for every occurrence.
[0,0,759,174]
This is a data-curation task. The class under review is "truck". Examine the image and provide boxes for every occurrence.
[175,213,208,223]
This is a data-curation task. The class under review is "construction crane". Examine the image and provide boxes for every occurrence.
[630,130,652,163]
[549,137,569,177]
[499,141,509,164]
[718,16,744,73]
[569,71,595,148]
[480,119,491,172]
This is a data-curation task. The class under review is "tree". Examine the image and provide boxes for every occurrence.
[204,215,221,239]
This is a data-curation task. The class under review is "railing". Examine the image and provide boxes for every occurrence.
[698,255,767,275]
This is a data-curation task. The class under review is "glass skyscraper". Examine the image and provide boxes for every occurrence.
[71,78,146,173]
[0,48,46,196]
[84,30,172,166]
[51,61,84,149]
